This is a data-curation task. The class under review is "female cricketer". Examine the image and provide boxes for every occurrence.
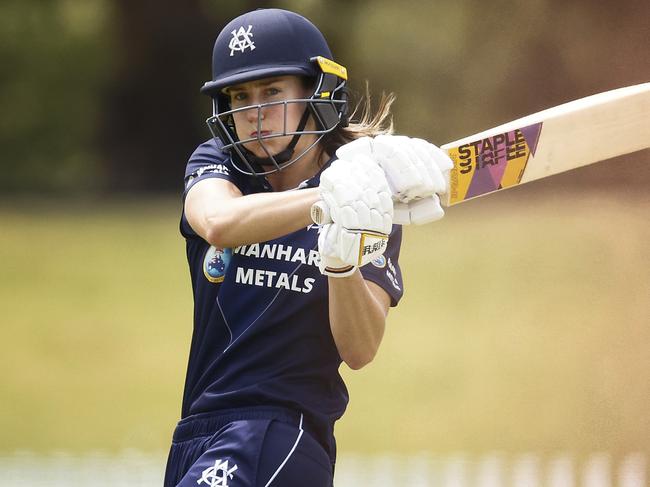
[164,8,451,487]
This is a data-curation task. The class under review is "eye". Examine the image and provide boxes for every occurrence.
[266,87,281,97]
[231,92,247,102]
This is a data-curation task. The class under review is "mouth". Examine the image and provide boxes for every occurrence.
[250,130,272,139]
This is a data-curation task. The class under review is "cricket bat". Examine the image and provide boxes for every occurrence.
[311,83,650,225]
[310,82,650,226]
[442,82,650,205]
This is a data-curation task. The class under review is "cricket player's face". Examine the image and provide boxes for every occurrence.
[226,76,316,159]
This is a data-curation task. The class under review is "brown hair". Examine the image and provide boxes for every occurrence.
[318,83,396,161]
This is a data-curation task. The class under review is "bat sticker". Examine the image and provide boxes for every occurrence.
[447,122,543,204]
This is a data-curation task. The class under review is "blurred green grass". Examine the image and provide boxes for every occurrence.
[1,190,648,455]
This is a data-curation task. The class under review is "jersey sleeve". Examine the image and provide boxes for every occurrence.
[360,224,404,307]
[180,138,243,238]
[183,138,242,200]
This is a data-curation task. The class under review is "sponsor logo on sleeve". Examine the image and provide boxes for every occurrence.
[371,255,387,268]
[187,164,230,189]
[385,257,401,291]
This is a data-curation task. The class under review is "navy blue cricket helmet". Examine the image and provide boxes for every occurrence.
[202,9,349,176]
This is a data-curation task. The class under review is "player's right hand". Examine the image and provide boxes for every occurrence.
[316,155,393,277]
[335,135,453,225]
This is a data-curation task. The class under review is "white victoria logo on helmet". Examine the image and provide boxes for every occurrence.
[229,25,255,56]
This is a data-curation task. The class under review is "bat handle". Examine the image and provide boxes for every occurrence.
[310,200,331,225]
[311,197,443,226]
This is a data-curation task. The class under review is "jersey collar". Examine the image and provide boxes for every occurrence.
[296,155,336,190]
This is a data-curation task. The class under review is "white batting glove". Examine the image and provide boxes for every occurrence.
[316,155,393,278]
[336,135,453,225]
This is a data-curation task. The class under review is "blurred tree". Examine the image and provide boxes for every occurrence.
[292,0,649,189]
[97,0,212,193]
[1,0,647,194]
[97,0,275,192]
[0,0,112,193]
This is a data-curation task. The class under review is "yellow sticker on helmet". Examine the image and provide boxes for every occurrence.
[314,56,348,80]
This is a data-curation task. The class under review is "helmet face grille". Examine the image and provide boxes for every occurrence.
[206,93,346,176]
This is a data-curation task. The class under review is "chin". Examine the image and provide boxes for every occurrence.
[242,137,290,158]
[242,144,276,159]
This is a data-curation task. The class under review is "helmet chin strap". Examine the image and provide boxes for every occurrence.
[241,108,312,169]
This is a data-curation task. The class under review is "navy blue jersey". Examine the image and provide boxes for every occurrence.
[178,138,404,457]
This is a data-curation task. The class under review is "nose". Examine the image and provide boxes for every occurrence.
[245,104,265,124]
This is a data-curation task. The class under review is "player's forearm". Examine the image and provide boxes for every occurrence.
[328,272,387,370]
[200,188,320,247]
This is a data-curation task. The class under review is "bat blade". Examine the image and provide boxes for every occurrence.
[441,82,650,206]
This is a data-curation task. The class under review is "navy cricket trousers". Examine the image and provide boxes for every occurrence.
[164,408,334,487]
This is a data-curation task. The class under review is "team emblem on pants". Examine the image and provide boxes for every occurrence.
[198,459,238,487]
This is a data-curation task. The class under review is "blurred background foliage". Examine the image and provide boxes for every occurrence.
[0,0,649,458]
[0,0,648,194]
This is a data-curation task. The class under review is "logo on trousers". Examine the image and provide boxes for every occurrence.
[229,26,255,56]
[197,459,238,487]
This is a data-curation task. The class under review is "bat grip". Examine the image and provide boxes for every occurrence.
[311,197,443,226]
[311,199,422,226]
[310,200,332,225]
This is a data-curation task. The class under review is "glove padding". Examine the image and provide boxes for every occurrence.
[317,155,393,277]
[336,135,453,225]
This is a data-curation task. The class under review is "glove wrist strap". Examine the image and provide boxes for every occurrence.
[322,265,356,278]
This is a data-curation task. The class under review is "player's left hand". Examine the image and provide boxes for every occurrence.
[316,155,393,277]
[336,135,453,225]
